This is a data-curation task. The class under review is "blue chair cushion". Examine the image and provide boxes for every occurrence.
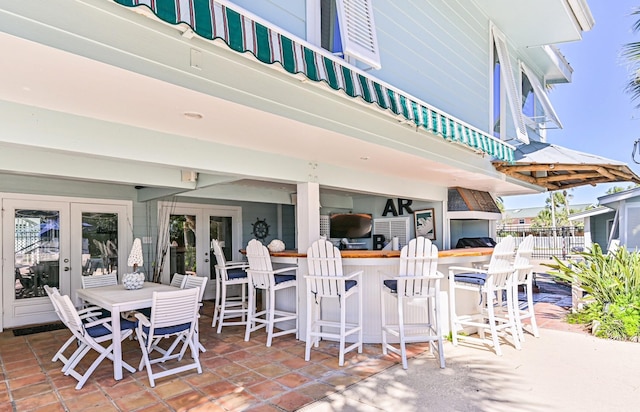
[86,317,137,338]
[344,280,357,292]
[383,279,397,292]
[143,322,191,336]
[227,268,248,280]
[454,272,487,286]
[274,274,296,285]
[138,307,152,318]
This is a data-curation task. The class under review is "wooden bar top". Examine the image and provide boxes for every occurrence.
[242,247,494,259]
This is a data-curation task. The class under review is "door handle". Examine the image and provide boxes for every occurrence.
[64,267,70,271]
[204,259,209,263]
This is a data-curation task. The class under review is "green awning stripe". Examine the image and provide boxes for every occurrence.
[358,75,372,103]
[255,23,271,63]
[156,0,177,23]
[113,0,515,162]
[323,57,338,89]
[342,66,355,97]
[225,8,243,52]
[303,47,318,81]
[193,0,212,39]
[280,36,296,74]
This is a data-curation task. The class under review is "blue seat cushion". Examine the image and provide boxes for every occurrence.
[143,322,191,336]
[454,272,487,286]
[138,307,152,318]
[274,274,296,285]
[227,268,248,280]
[383,279,397,292]
[86,317,137,338]
[344,280,357,291]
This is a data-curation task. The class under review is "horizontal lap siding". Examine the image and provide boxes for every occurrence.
[372,0,490,131]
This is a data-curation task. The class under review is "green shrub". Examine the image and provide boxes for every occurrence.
[545,244,640,341]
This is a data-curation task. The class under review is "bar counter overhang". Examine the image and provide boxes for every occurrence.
[247,247,494,343]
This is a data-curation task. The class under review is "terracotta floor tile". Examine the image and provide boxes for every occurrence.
[253,363,290,378]
[200,380,243,399]
[275,372,311,389]
[217,390,261,411]
[101,380,146,398]
[271,391,314,412]
[152,379,194,399]
[212,361,250,378]
[298,363,332,379]
[279,356,309,370]
[227,370,268,387]
[13,391,60,411]
[243,403,282,412]
[295,382,335,400]
[10,381,54,400]
[183,371,222,387]
[164,390,210,411]
[113,391,159,411]
[135,402,175,412]
[321,372,362,389]
[246,380,287,400]
[64,391,113,412]
[0,403,12,412]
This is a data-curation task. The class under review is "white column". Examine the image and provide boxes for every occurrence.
[296,182,320,252]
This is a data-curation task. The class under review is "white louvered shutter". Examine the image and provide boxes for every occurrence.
[521,63,563,128]
[336,0,381,69]
[492,26,529,144]
[373,217,410,248]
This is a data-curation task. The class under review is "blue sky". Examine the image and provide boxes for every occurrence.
[503,0,640,210]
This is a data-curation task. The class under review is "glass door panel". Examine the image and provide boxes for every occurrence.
[210,216,234,279]
[2,199,69,328]
[14,209,61,299]
[81,212,119,276]
[169,214,197,277]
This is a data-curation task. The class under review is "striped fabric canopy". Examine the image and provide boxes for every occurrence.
[114,0,515,162]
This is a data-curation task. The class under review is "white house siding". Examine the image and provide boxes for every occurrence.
[226,0,307,39]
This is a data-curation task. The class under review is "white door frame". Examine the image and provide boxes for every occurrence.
[157,201,242,300]
[1,193,132,331]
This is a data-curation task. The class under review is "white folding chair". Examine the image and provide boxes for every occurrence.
[182,275,208,352]
[44,285,104,368]
[81,273,118,288]
[244,239,298,347]
[170,273,187,288]
[381,237,445,369]
[53,293,137,390]
[449,236,520,356]
[80,273,118,319]
[513,235,539,340]
[211,239,250,332]
[305,239,362,366]
[134,287,202,387]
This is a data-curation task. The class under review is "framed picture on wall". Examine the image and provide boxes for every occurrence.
[414,208,436,240]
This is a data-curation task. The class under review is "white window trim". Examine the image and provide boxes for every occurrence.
[492,25,529,144]
[306,0,381,70]
[521,63,563,129]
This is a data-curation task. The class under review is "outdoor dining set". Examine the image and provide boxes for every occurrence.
[46,235,539,390]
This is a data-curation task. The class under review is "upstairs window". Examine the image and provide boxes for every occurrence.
[308,0,381,69]
[491,25,529,144]
[521,63,562,130]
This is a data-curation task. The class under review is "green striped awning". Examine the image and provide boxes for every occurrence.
[113,0,515,162]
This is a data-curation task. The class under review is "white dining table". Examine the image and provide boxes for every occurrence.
[76,282,178,380]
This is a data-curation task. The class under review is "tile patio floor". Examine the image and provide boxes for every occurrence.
[0,298,586,412]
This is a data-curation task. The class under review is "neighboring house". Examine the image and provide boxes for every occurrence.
[0,1,609,328]
[570,188,640,253]
[503,203,592,229]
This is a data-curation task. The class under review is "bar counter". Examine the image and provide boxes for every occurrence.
[265,247,493,260]
[244,247,494,342]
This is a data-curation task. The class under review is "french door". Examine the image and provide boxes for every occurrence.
[1,195,131,330]
[159,202,242,301]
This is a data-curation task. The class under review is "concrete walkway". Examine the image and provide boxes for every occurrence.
[301,306,640,412]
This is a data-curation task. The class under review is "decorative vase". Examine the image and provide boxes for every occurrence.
[122,272,145,290]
